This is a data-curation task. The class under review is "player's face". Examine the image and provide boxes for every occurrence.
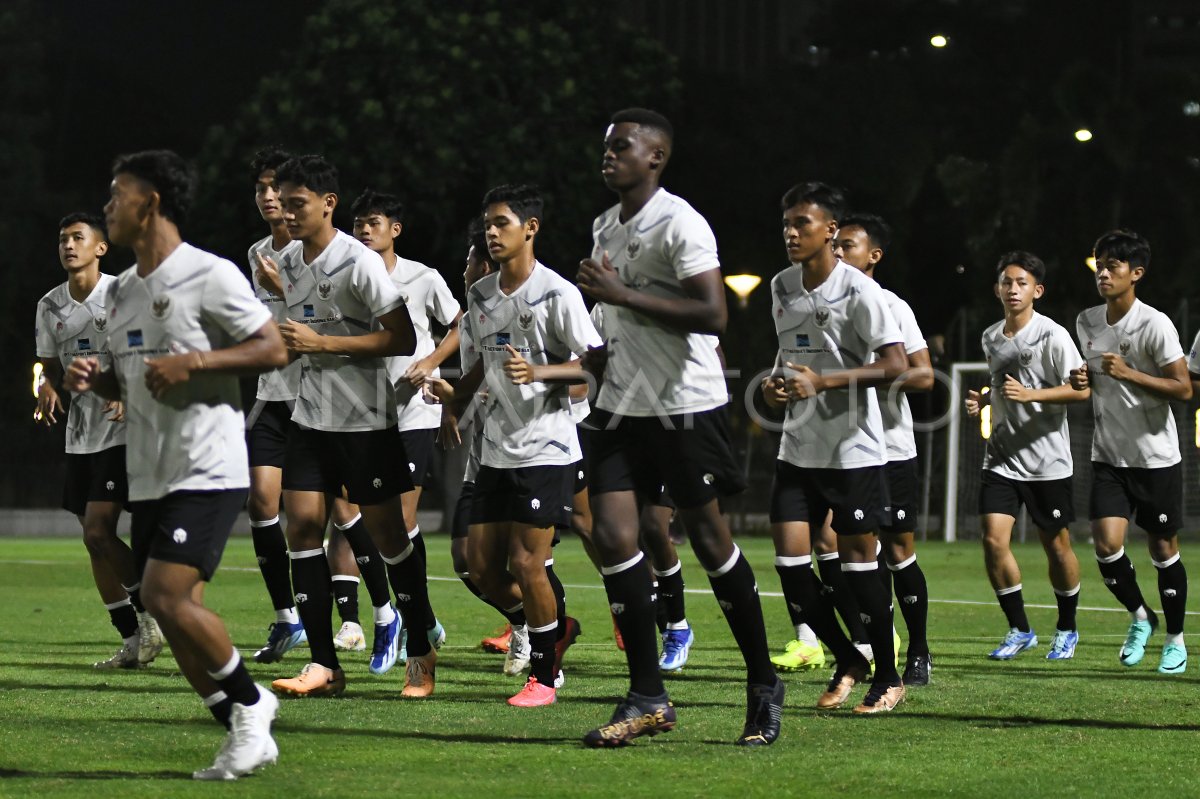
[280,183,335,242]
[782,203,836,264]
[464,244,492,290]
[58,223,107,272]
[995,264,1043,313]
[353,213,400,254]
[833,226,879,272]
[255,170,284,224]
[1093,255,1142,300]
[103,172,150,248]
[602,122,659,192]
[483,202,535,263]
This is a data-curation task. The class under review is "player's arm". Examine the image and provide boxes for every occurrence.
[1101,354,1192,401]
[1000,375,1090,404]
[1190,369,1200,397]
[63,357,121,402]
[784,342,907,399]
[503,346,588,385]
[427,359,485,417]
[577,254,727,335]
[143,321,288,399]
[761,353,789,410]
[964,385,990,417]
[404,310,463,386]
[281,304,417,358]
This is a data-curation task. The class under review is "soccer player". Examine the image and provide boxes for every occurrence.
[431,184,601,706]
[833,213,934,684]
[65,149,287,779]
[576,108,782,746]
[965,251,1087,661]
[761,182,908,714]
[35,212,163,669]
[263,155,438,698]
[1070,230,1192,673]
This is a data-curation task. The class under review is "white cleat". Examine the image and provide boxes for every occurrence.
[137,612,165,666]
[503,624,531,676]
[193,684,279,781]
[94,641,141,670]
[333,621,366,652]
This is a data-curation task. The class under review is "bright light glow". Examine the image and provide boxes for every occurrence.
[1184,101,1200,117]
[1075,128,1093,142]
[930,34,948,48]
[1195,408,1200,448]
[32,362,43,421]
[724,274,762,305]
[1086,256,1097,272]
[980,386,991,440]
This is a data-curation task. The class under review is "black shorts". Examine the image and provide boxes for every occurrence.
[130,489,246,582]
[452,481,474,540]
[246,400,295,469]
[1090,461,1182,536]
[979,470,1075,532]
[63,446,129,516]
[882,458,920,533]
[769,460,886,535]
[588,407,746,509]
[472,464,574,528]
[283,426,413,506]
[400,428,437,488]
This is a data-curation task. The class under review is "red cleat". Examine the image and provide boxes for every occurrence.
[481,624,512,654]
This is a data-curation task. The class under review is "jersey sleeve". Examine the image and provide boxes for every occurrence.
[892,297,927,355]
[664,210,721,280]
[853,283,903,353]
[426,272,461,327]
[204,260,273,342]
[553,286,604,359]
[34,299,57,359]
[1048,323,1085,384]
[1188,330,1200,375]
[590,303,607,339]
[458,313,479,372]
[352,253,406,319]
[1146,310,1186,368]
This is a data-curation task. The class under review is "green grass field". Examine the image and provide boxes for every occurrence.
[2,534,1199,798]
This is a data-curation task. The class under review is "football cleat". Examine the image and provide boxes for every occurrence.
[1157,641,1187,675]
[736,678,785,746]
[504,624,531,676]
[554,616,581,676]
[333,621,366,652]
[253,621,307,664]
[428,619,447,650]
[94,641,141,670]
[989,628,1038,660]
[853,682,906,714]
[481,624,512,654]
[817,659,870,710]
[854,641,874,665]
[401,650,437,698]
[369,610,401,675]
[659,626,694,672]
[902,652,932,686]
[1045,630,1079,661]
[554,669,565,689]
[583,691,676,747]
[1120,616,1157,667]
[271,663,346,697]
[137,612,165,665]
[193,684,279,780]
[507,676,556,707]
[770,639,825,672]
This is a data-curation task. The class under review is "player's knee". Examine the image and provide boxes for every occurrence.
[1148,536,1178,562]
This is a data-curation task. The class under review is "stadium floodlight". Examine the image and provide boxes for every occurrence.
[724,274,762,308]
[32,362,43,421]
[930,34,948,48]
[1195,409,1200,448]
[1075,128,1094,142]
[1086,255,1097,272]
[979,387,992,439]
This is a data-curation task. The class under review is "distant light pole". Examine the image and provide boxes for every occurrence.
[929,34,948,48]
[1075,128,1094,142]
[724,273,764,533]
[724,274,762,309]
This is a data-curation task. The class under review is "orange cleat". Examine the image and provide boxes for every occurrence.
[271,662,346,698]
[507,676,556,707]
[401,649,437,697]
[481,624,512,654]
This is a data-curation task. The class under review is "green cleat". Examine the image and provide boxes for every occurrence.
[1119,617,1156,667]
[770,639,825,672]
[1157,641,1187,674]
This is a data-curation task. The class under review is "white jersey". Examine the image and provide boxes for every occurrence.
[466,262,602,468]
[590,188,727,417]
[1188,330,1200,376]
[248,236,302,402]
[102,243,271,501]
[1077,300,1184,468]
[280,230,406,433]
[385,256,461,431]
[35,275,125,454]
[981,312,1081,481]
[877,288,926,462]
[771,261,902,470]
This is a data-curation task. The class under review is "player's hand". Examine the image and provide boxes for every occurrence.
[403,357,436,387]
[761,375,788,408]
[1001,374,1031,403]
[36,382,64,426]
[279,321,323,354]
[1069,363,1090,391]
[577,251,629,305]
[255,252,285,298]
[424,376,454,405]
[581,344,608,385]
[503,344,536,385]
[783,361,824,399]
[965,389,982,417]
[103,400,125,423]
[437,404,462,449]
[1100,352,1132,381]
[143,352,201,399]
[63,356,102,394]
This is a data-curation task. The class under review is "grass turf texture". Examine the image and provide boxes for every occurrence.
[2,536,1199,797]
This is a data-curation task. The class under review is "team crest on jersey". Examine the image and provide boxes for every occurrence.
[150,295,172,320]
[93,314,107,332]
[55,321,63,331]
[317,280,333,300]
[518,311,533,331]
[1020,350,1033,366]
[1119,340,1131,356]
[626,237,642,260]
[814,307,831,329]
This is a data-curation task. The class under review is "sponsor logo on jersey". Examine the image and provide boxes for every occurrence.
[496,332,511,346]
[518,311,533,331]
[814,307,831,329]
[151,295,172,320]
[172,527,187,543]
[795,333,810,347]
[1159,513,1168,523]
[127,329,143,347]
[303,304,315,318]
[531,498,541,510]
[317,280,333,300]
[77,338,91,350]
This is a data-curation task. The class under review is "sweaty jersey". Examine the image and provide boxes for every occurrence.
[590,188,727,417]
[35,274,125,454]
[248,235,302,402]
[981,312,1082,481]
[466,261,602,468]
[771,261,902,470]
[102,243,271,501]
[1077,300,1184,468]
[385,256,461,432]
[279,230,406,433]
[877,288,926,462]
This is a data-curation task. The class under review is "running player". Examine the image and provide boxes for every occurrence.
[965,251,1087,661]
[65,149,286,779]
[1070,230,1192,674]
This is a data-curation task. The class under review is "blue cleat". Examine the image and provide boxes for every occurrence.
[369,608,401,675]
[1157,641,1187,674]
[659,626,694,672]
[1045,630,1079,660]
[1119,618,1156,667]
[988,628,1037,660]
[253,621,307,664]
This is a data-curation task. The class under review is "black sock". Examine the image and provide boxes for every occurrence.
[655,562,687,627]
[459,572,505,613]
[106,599,139,639]
[528,622,557,685]
[338,516,393,609]
[121,581,146,614]
[708,548,775,686]
[652,579,667,633]
[996,585,1030,632]
[1054,585,1080,631]
[844,564,900,684]
[878,548,892,597]
[817,555,869,643]
[1097,550,1149,615]
[501,602,528,628]
[204,691,233,730]
[891,557,929,657]
[251,518,294,611]
[331,577,360,624]
[546,561,568,641]
[603,554,664,697]
[775,558,859,664]
[409,527,427,566]
[382,544,432,657]
[291,551,339,670]
[207,651,259,707]
[1155,556,1188,636]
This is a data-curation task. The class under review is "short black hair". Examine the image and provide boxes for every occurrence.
[481,184,544,225]
[466,217,495,267]
[350,189,404,224]
[250,146,292,184]
[611,108,674,144]
[58,212,107,241]
[1093,229,1151,271]
[780,181,846,223]
[996,250,1046,284]
[111,149,195,226]
[840,213,891,251]
[275,154,340,196]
